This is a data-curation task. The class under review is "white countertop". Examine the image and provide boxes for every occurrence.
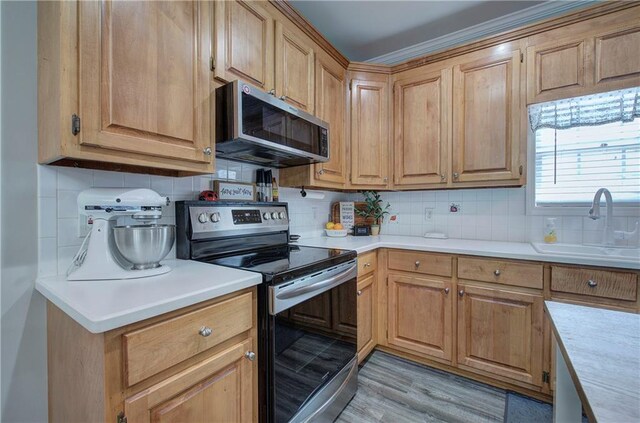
[545,301,640,423]
[297,235,640,270]
[35,259,262,334]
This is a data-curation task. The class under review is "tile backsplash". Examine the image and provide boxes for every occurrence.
[38,162,638,278]
[37,160,352,277]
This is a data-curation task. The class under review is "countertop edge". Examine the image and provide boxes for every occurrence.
[298,236,640,270]
[35,273,263,334]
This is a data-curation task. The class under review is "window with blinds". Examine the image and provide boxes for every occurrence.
[529,87,640,208]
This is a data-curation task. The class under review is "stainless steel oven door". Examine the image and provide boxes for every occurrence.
[269,260,357,423]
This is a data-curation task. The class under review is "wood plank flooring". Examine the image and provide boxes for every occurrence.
[336,351,507,423]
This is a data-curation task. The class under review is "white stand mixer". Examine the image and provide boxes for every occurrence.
[67,188,173,281]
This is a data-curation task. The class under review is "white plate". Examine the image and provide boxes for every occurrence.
[325,229,348,237]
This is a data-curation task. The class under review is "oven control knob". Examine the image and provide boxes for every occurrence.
[278,212,286,219]
[263,212,271,220]
[198,213,208,224]
[210,212,220,223]
[271,212,279,220]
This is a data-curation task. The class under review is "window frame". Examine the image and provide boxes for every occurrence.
[526,123,640,217]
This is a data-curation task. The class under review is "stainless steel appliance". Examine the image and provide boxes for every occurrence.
[215,80,330,168]
[176,201,357,423]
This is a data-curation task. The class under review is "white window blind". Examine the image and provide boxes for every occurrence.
[529,88,640,207]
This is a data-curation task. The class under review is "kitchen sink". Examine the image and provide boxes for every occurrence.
[531,242,640,262]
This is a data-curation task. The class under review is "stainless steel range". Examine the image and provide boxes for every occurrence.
[176,201,358,423]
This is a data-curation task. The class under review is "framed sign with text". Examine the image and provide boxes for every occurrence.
[214,181,256,201]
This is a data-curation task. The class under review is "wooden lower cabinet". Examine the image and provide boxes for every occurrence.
[357,272,376,362]
[47,288,257,423]
[125,339,255,423]
[457,283,544,387]
[387,273,452,362]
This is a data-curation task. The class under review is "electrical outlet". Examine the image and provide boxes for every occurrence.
[425,208,434,221]
[78,214,93,237]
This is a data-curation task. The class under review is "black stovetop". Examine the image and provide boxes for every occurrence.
[198,244,356,284]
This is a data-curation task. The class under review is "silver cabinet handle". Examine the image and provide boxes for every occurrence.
[440,174,446,181]
[453,172,459,180]
[267,89,275,96]
[203,147,212,156]
[494,269,501,276]
[444,288,450,294]
[415,260,420,268]
[458,290,464,297]
[587,279,597,288]
[279,95,286,100]
[199,326,212,337]
[364,263,371,268]
[383,177,388,182]
[317,169,324,175]
[245,351,256,361]
[357,290,363,296]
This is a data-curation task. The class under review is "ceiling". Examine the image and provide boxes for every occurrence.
[290,1,547,62]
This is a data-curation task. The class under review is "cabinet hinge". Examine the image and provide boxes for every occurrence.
[519,165,523,176]
[71,114,81,136]
[386,329,388,338]
[348,80,352,91]
[542,371,550,383]
[117,412,127,423]
[520,52,524,63]
[210,56,216,71]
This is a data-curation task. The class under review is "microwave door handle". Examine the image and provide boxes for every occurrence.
[275,264,357,300]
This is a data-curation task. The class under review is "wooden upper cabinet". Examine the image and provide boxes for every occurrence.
[314,56,347,185]
[526,38,590,104]
[125,339,255,423]
[275,22,315,112]
[452,50,521,184]
[393,69,450,186]
[387,274,452,362]
[594,26,640,89]
[350,78,390,188]
[214,0,274,91]
[457,284,543,387]
[78,1,213,165]
[526,18,640,104]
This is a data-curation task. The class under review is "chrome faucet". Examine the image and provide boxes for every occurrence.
[588,188,638,246]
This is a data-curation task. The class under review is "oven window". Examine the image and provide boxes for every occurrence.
[241,92,323,155]
[273,279,356,422]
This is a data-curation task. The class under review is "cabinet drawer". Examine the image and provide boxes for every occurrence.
[458,257,543,289]
[358,251,377,277]
[123,291,253,386]
[551,266,638,301]
[388,250,452,277]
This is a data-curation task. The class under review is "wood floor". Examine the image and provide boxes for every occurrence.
[336,351,510,423]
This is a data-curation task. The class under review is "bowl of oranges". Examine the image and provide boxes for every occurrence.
[325,222,348,237]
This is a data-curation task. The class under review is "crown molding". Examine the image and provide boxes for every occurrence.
[366,1,597,65]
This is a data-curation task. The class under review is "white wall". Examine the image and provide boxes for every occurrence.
[1,2,48,422]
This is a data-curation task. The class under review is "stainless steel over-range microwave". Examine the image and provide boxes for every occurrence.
[215,80,330,168]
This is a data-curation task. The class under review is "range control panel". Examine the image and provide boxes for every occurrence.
[188,204,288,236]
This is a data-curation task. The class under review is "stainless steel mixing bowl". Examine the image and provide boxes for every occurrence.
[113,224,175,270]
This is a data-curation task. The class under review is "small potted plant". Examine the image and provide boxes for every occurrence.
[356,191,390,236]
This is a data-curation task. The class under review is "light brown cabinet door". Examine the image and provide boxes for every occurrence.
[350,79,390,188]
[457,284,543,387]
[387,274,452,362]
[78,1,213,164]
[275,22,315,113]
[332,281,357,337]
[289,291,333,330]
[357,273,376,362]
[452,50,521,183]
[214,0,274,91]
[526,38,590,104]
[124,339,255,423]
[393,69,450,186]
[594,26,640,89]
[314,56,347,185]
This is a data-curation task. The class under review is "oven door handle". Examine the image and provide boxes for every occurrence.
[275,264,357,300]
